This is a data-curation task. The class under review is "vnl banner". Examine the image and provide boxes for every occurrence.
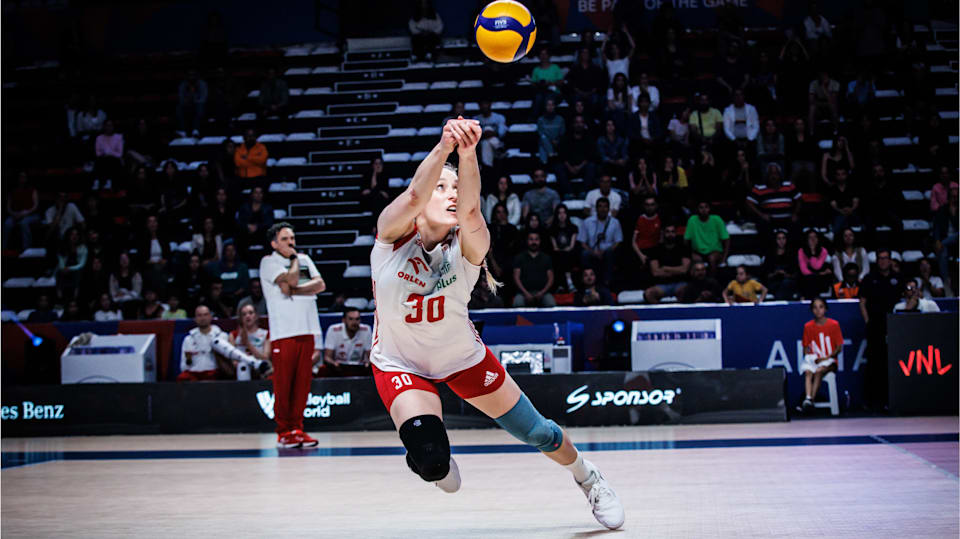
[0,369,785,437]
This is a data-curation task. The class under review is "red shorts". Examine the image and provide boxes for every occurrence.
[372,347,506,412]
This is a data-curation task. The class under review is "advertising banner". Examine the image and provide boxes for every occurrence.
[630,319,722,371]
[886,312,958,416]
[1,369,785,437]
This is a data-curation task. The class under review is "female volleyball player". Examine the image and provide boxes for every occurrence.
[369,117,624,530]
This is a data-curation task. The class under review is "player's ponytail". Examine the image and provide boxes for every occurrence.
[482,261,502,295]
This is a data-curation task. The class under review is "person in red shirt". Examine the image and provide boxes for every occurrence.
[631,195,661,270]
[234,128,268,179]
[800,298,842,411]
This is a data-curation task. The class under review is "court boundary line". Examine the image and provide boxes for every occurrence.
[869,434,959,481]
[2,432,956,470]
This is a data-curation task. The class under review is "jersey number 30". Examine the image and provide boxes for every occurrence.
[404,294,445,323]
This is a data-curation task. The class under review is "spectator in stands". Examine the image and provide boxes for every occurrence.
[73,96,107,140]
[361,157,390,232]
[914,259,946,299]
[408,0,443,62]
[238,277,268,316]
[756,119,786,172]
[229,302,272,377]
[3,171,40,250]
[574,267,613,306]
[201,279,233,319]
[828,168,859,236]
[859,248,901,409]
[128,166,160,222]
[258,67,289,120]
[602,24,635,84]
[536,98,565,165]
[162,294,188,320]
[484,176,522,226]
[469,273,505,310]
[557,114,598,195]
[210,188,237,241]
[930,166,958,214]
[548,204,578,292]
[845,71,876,118]
[531,49,565,117]
[717,41,751,99]
[56,227,87,302]
[124,119,161,172]
[746,163,802,238]
[213,139,238,187]
[786,118,819,192]
[722,89,760,145]
[176,253,209,308]
[832,227,869,282]
[799,298,841,412]
[932,186,958,294]
[93,292,122,321]
[512,231,555,308]
[584,175,622,219]
[894,281,940,313]
[521,171,560,225]
[723,265,768,304]
[234,129,268,179]
[83,197,112,243]
[627,93,662,157]
[657,27,690,81]
[475,100,507,170]
[205,241,249,306]
[565,48,606,111]
[207,67,244,130]
[60,300,84,322]
[80,255,111,311]
[665,108,692,159]
[627,157,657,202]
[93,119,123,189]
[579,197,622,287]
[177,70,208,137]
[723,148,754,200]
[487,202,520,287]
[109,251,142,309]
[320,307,372,377]
[644,224,691,303]
[44,192,85,242]
[763,230,798,300]
[820,135,855,188]
[137,289,165,319]
[522,212,546,240]
[237,186,274,252]
[138,214,172,294]
[689,93,724,148]
[27,294,59,323]
[629,72,659,113]
[679,261,722,304]
[571,98,599,137]
[802,2,832,52]
[158,161,190,232]
[604,73,631,133]
[919,113,949,167]
[192,216,223,264]
[797,229,833,299]
[658,155,688,222]
[178,305,227,381]
[596,120,629,181]
[861,164,904,249]
[833,262,862,299]
[808,70,840,135]
[684,201,730,273]
[632,196,661,268]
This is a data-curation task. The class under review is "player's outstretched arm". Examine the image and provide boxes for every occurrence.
[454,118,490,265]
[377,121,464,242]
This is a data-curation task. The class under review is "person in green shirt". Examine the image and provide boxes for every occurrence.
[161,294,188,320]
[531,48,565,117]
[689,93,724,146]
[684,201,730,274]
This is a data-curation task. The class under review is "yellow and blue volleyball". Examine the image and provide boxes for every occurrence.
[474,0,537,63]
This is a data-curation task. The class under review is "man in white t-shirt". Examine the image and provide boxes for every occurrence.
[320,307,372,377]
[178,305,228,382]
[259,222,326,448]
[584,175,622,218]
[894,281,941,313]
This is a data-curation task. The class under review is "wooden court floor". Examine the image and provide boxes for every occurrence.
[2,417,957,538]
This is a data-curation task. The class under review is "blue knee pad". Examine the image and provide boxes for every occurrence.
[494,394,564,452]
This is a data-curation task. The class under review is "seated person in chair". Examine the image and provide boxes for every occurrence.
[799,298,842,412]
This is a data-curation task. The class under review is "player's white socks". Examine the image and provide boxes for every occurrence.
[564,451,594,485]
[435,457,461,493]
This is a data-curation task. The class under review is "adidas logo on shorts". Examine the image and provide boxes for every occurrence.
[483,371,499,387]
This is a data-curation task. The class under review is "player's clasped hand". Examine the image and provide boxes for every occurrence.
[441,117,482,154]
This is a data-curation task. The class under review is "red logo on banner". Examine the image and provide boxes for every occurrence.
[899,346,952,377]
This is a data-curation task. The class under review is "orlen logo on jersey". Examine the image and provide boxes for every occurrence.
[565,385,680,413]
[256,391,351,419]
[899,346,952,377]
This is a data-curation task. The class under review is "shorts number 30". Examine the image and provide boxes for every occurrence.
[404,294,445,323]
[391,373,413,390]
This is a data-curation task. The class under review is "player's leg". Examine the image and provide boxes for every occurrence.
[373,368,460,492]
[270,337,299,446]
[804,371,813,401]
[289,335,319,446]
[450,349,624,529]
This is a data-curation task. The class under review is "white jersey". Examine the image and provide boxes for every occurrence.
[259,252,322,341]
[181,325,228,372]
[230,327,270,359]
[370,226,484,379]
[324,322,372,365]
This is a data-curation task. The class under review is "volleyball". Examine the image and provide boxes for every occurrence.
[474,0,537,63]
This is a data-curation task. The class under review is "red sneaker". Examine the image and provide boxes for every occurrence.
[277,431,302,449]
[293,429,319,447]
